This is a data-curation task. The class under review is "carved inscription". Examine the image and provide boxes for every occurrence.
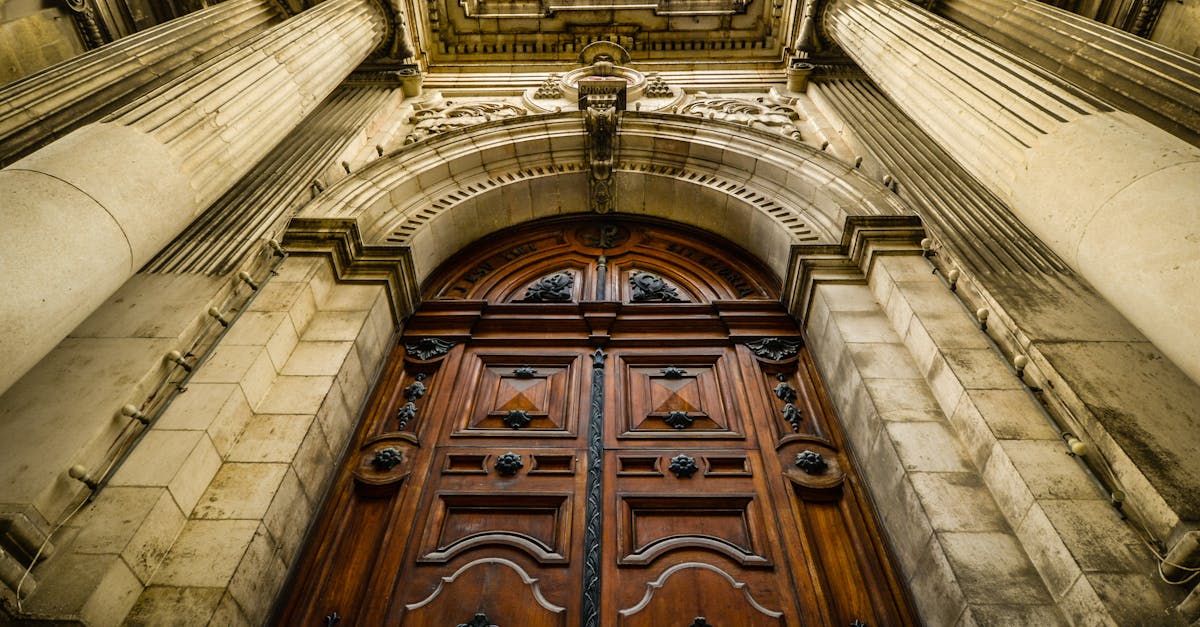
[666,242,756,297]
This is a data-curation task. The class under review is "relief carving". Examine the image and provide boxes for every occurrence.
[630,272,683,302]
[522,272,574,302]
[405,101,527,145]
[679,97,802,140]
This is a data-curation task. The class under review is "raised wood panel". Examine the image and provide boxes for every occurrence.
[401,558,567,627]
[617,563,786,626]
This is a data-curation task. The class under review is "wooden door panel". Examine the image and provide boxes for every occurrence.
[400,557,568,627]
[450,352,584,438]
[616,562,786,626]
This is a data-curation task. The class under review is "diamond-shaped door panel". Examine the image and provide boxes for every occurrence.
[452,353,582,439]
[615,353,746,441]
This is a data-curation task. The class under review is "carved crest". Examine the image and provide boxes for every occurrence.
[679,97,802,140]
[522,272,574,302]
[630,272,683,302]
[405,101,527,145]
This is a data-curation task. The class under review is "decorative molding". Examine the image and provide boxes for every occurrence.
[495,452,524,476]
[745,337,802,360]
[584,93,620,214]
[405,100,528,145]
[406,557,566,613]
[668,454,700,478]
[618,562,784,618]
[678,97,802,140]
[582,348,607,627]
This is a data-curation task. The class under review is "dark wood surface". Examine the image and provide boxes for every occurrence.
[275,217,917,626]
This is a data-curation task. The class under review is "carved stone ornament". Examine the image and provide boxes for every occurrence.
[396,402,417,429]
[403,373,427,401]
[405,337,457,360]
[505,409,533,429]
[457,612,498,627]
[795,450,828,474]
[495,452,524,476]
[630,272,683,302]
[523,272,574,302]
[584,91,619,213]
[745,337,802,360]
[664,411,694,430]
[405,101,527,145]
[371,447,404,471]
[781,403,803,432]
[679,97,802,140]
[644,73,672,98]
[668,454,700,478]
[773,380,797,404]
[533,74,564,99]
[513,366,539,378]
[660,366,688,378]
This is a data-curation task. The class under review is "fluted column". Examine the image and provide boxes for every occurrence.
[0,0,282,167]
[824,0,1200,385]
[0,0,387,395]
[936,0,1200,146]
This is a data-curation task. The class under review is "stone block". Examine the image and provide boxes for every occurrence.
[152,519,258,588]
[316,381,354,454]
[122,490,186,584]
[1058,575,1115,626]
[293,418,334,503]
[301,310,369,342]
[210,590,253,626]
[909,472,1008,532]
[847,342,923,380]
[817,283,880,312]
[1085,573,1184,626]
[226,523,288,626]
[262,468,312,562]
[956,603,1067,626]
[941,348,1023,391]
[166,434,222,516]
[192,463,289,520]
[257,375,334,415]
[207,386,254,459]
[925,355,966,418]
[965,389,1058,441]
[938,532,1051,605]
[981,443,1036,524]
[228,414,314,463]
[879,255,937,282]
[322,283,383,312]
[832,310,900,344]
[947,396,998,471]
[338,346,371,414]
[878,475,935,578]
[1016,504,1084,599]
[901,315,940,377]
[270,256,320,283]
[282,341,354,377]
[191,345,276,410]
[864,378,942,422]
[221,312,287,347]
[264,314,299,371]
[125,586,223,626]
[998,440,1100,501]
[907,536,968,627]
[71,487,162,555]
[155,383,239,432]
[886,421,972,473]
[78,556,143,627]
[1040,500,1153,574]
[246,281,307,313]
[111,431,204,488]
[288,283,319,336]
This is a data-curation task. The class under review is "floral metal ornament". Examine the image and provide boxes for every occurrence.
[505,409,533,429]
[396,402,417,429]
[495,452,524,476]
[523,271,574,302]
[745,337,802,360]
[629,272,683,302]
[668,454,700,478]
[457,613,497,627]
[781,403,802,432]
[371,448,403,471]
[403,373,427,401]
[795,450,828,474]
[664,410,694,429]
[773,379,797,403]
[405,337,457,360]
[660,366,688,378]
[513,366,539,378]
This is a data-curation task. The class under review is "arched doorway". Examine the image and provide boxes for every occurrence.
[277,216,915,625]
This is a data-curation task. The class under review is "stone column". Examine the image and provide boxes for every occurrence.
[823,0,1200,386]
[0,0,282,167]
[0,0,387,396]
[935,0,1200,146]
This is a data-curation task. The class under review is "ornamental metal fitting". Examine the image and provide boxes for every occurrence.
[495,452,524,476]
[396,402,418,429]
[660,366,688,378]
[513,366,539,378]
[505,409,532,429]
[403,374,427,401]
[795,450,828,474]
[691,618,713,627]
[664,411,694,429]
[781,403,802,432]
[746,337,802,360]
[457,613,497,627]
[372,448,403,471]
[773,380,797,403]
[523,272,574,302]
[668,454,699,478]
[630,272,682,302]
[405,337,457,360]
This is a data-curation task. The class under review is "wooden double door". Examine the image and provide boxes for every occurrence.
[278,218,914,626]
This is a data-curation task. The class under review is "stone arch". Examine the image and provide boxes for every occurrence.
[292,110,910,290]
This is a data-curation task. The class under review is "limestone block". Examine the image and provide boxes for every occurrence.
[257,375,334,415]
[155,383,240,432]
[302,310,370,342]
[925,357,966,418]
[847,342,923,380]
[877,475,935,578]
[947,395,998,470]
[262,468,311,562]
[264,315,300,372]
[292,419,334,503]
[342,341,373,411]
[981,447,1036,527]
[220,311,288,347]
[192,463,289,520]
[227,414,314,463]
[831,310,901,344]
[998,440,1099,501]
[78,554,143,627]
[864,379,942,422]
[246,281,309,314]
[166,435,222,516]
[120,491,186,585]
[940,349,1024,391]
[282,341,355,377]
[321,283,382,312]
[225,523,287,625]
[909,472,1007,533]
[110,431,206,488]
[71,487,163,555]
[938,532,1051,604]
[191,345,276,410]
[207,387,254,459]
[886,422,973,473]
[1058,575,1118,627]
[125,586,224,626]
[270,256,321,284]
[1016,504,1086,599]
[152,519,258,588]
[209,591,252,626]
[316,381,354,455]
[965,389,1058,442]
[957,603,1066,626]
[1039,500,1153,575]
[1082,573,1184,625]
[70,274,224,340]
[907,536,968,626]
[287,285,319,340]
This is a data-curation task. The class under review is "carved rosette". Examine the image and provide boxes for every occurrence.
[354,435,416,496]
[495,452,524,476]
[668,454,699,478]
[781,442,843,501]
[794,450,827,474]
